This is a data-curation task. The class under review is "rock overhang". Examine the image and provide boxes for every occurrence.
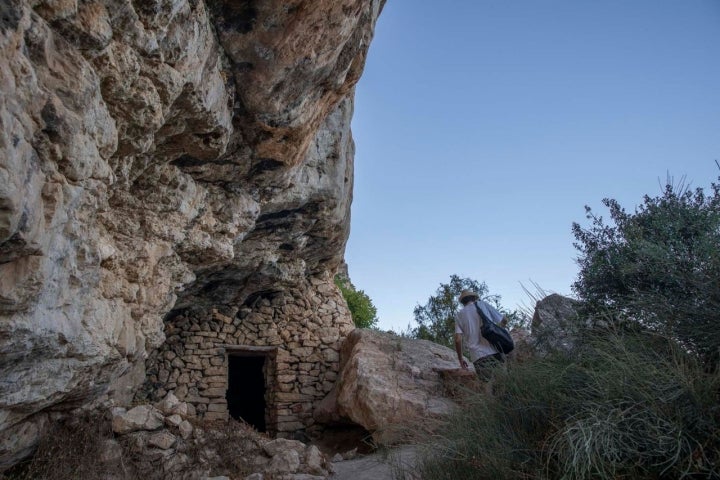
[0,0,385,469]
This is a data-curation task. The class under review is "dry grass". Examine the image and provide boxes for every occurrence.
[3,412,116,480]
[395,330,720,480]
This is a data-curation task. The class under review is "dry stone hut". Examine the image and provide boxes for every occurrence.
[141,275,354,437]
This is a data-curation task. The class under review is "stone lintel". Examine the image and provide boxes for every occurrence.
[220,345,277,356]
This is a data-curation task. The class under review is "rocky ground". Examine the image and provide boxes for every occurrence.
[1,386,420,480]
[331,445,418,480]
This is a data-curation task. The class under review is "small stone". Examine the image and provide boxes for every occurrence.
[322,349,340,362]
[165,414,183,427]
[304,445,325,475]
[110,406,126,417]
[262,438,306,457]
[341,447,357,460]
[173,402,189,417]
[203,411,226,421]
[175,384,189,400]
[112,405,164,434]
[202,387,226,398]
[331,453,343,463]
[207,403,227,413]
[155,392,181,415]
[268,450,300,474]
[148,431,176,450]
[179,420,193,439]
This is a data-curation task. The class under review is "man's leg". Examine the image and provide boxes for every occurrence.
[473,353,504,394]
[472,353,503,381]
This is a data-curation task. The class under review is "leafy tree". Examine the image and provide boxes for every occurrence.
[572,177,720,367]
[334,275,379,329]
[411,275,519,348]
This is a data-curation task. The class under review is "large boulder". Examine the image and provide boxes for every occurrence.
[328,329,479,444]
[532,294,583,353]
[507,326,535,362]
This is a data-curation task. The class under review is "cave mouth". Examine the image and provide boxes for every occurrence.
[227,353,267,432]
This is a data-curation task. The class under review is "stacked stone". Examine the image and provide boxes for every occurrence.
[109,394,333,479]
[144,276,354,436]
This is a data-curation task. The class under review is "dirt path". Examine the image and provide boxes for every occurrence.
[330,445,418,480]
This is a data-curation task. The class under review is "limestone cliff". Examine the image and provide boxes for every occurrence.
[0,0,383,467]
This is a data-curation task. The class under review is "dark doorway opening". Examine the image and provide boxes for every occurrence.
[227,354,266,432]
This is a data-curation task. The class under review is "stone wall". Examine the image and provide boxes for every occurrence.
[141,274,354,436]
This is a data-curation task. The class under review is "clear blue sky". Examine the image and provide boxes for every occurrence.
[345,0,720,332]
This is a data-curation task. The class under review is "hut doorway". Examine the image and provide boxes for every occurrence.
[225,347,275,433]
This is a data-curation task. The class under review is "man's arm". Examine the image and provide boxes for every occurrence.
[454,333,468,369]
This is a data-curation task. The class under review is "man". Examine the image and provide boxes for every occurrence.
[454,289,508,381]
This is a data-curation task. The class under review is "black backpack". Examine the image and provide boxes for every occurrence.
[475,301,515,354]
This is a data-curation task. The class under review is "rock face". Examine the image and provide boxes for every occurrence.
[0,0,384,469]
[531,293,583,353]
[325,329,478,444]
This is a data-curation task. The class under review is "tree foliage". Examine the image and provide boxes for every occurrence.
[334,275,379,329]
[410,275,517,348]
[572,177,720,367]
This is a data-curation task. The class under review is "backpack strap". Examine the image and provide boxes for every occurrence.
[474,300,491,326]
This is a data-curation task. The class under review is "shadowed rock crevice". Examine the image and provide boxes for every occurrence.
[206,0,258,34]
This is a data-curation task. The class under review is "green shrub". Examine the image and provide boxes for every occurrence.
[403,330,720,480]
[334,275,379,329]
[572,177,720,368]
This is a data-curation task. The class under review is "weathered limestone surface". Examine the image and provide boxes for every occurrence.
[327,329,477,445]
[531,293,584,353]
[0,0,383,468]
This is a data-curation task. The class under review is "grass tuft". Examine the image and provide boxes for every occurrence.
[398,329,720,480]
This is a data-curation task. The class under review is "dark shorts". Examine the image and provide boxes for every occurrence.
[473,353,504,381]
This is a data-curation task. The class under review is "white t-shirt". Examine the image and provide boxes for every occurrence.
[454,300,504,362]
